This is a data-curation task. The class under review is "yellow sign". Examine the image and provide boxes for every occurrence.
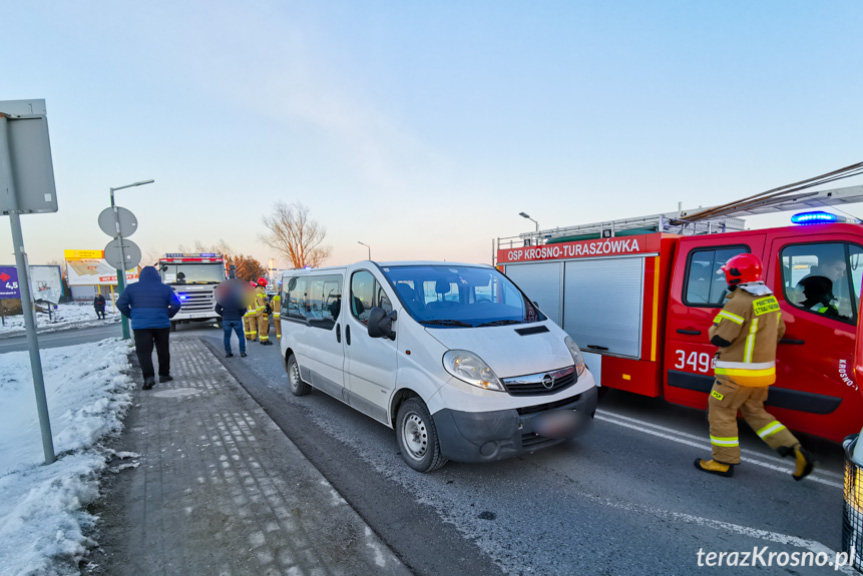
[64,249,104,260]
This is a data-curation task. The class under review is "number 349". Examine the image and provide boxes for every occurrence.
[674,350,713,374]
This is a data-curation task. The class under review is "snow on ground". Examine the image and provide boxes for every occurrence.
[0,338,134,576]
[0,302,120,336]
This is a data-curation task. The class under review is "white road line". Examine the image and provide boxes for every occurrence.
[595,414,843,489]
[597,409,844,480]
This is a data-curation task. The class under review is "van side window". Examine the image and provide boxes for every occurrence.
[683,246,749,307]
[285,275,342,329]
[351,270,390,325]
[780,242,861,323]
[285,277,308,321]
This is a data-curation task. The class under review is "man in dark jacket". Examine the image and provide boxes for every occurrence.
[215,279,247,358]
[93,293,107,319]
[117,266,182,389]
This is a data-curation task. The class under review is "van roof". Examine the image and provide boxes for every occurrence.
[279,261,493,277]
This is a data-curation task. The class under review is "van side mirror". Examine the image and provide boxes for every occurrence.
[368,307,397,340]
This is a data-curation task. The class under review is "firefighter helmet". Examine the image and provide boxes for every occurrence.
[257,277,268,287]
[721,253,762,286]
[249,281,257,288]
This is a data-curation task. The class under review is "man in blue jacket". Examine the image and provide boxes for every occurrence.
[117,266,182,390]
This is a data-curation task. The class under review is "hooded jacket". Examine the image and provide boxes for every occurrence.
[117,266,182,329]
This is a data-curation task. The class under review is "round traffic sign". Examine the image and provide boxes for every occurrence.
[104,238,142,270]
[98,206,138,237]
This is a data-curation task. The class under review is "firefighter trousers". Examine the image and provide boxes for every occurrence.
[257,313,270,342]
[708,379,799,464]
[243,315,257,341]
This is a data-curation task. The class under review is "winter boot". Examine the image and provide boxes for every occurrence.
[694,458,734,477]
[142,377,155,390]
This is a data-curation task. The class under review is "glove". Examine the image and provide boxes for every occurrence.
[265,304,272,314]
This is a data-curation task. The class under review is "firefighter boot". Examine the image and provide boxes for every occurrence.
[694,458,734,477]
[777,444,815,481]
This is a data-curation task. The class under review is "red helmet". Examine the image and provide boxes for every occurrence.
[721,253,762,286]
[249,281,257,288]
[257,277,268,287]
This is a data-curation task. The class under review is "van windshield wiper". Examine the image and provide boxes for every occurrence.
[476,319,523,327]
[422,319,473,327]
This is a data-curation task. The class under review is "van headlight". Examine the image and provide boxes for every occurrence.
[442,350,504,392]
[565,336,587,376]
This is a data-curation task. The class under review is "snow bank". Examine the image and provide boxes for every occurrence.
[0,338,134,575]
[0,302,120,336]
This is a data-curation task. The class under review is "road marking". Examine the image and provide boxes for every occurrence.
[595,412,843,489]
[597,409,844,480]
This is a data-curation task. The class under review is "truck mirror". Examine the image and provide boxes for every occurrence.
[368,307,397,340]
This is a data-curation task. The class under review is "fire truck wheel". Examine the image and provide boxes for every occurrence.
[396,398,447,473]
[287,354,310,396]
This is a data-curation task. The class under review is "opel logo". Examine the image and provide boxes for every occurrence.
[542,374,555,390]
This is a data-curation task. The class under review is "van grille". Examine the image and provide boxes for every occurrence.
[502,366,576,397]
[516,395,582,416]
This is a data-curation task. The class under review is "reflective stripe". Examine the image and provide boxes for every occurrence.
[710,436,739,446]
[714,366,775,377]
[714,310,744,325]
[756,421,786,439]
[273,313,280,317]
[714,360,775,370]
[744,318,758,363]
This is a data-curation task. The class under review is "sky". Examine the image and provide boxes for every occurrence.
[1,1,862,270]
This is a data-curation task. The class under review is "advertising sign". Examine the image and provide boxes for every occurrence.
[64,250,138,286]
[0,266,20,299]
[29,265,63,304]
[497,234,660,264]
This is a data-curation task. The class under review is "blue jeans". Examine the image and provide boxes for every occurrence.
[222,320,245,354]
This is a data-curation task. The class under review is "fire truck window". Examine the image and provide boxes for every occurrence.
[781,242,858,323]
[684,246,748,307]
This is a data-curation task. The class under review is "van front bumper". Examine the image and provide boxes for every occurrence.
[432,386,598,463]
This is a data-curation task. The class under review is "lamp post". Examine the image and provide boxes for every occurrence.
[111,179,154,339]
[358,241,371,260]
[519,212,539,232]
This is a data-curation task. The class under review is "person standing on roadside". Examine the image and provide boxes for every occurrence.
[117,266,182,390]
[255,277,273,345]
[93,293,107,319]
[694,253,814,480]
[215,280,247,358]
[243,281,258,342]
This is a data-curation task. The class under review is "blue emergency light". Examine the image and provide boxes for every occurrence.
[791,211,843,224]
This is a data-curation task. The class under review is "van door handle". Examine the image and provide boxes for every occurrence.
[676,329,702,335]
[336,324,341,343]
[346,325,351,345]
[586,344,609,351]
[780,337,805,345]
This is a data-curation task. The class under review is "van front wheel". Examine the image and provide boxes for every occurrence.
[287,354,310,397]
[396,398,447,473]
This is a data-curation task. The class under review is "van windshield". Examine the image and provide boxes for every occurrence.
[380,265,545,327]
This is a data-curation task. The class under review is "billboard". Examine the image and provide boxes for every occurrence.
[29,265,63,304]
[0,266,20,299]
[64,250,138,287]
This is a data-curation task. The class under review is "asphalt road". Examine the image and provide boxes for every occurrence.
[3,323,854,574]
[0,322,122,353]
[195,328,854,576]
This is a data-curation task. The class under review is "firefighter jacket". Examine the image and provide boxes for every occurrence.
[244,287,259,319]
[254,286,269,317]
[272,293,281,320]
[708,284,786,387]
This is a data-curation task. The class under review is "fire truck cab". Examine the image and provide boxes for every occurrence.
[157,253,227,330]
[497,193,863,443]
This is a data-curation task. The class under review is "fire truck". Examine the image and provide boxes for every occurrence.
[496,185,863,443]
[157,253,228,330]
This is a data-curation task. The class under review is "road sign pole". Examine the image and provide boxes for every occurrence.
[0,115,55,465]
[111,190,131,340]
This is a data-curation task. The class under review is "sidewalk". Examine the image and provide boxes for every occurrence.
[91,335,411,576]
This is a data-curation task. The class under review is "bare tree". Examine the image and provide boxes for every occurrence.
[231,254,267,282]
[260,202,332,268]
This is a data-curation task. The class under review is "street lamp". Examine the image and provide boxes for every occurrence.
[111,179,154,339]
[357,241,371,260]
[519,212,539,232]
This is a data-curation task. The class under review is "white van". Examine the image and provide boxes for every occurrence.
[280,261,598,472]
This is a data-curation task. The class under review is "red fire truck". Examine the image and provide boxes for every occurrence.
[157,253,228,330]
[497,186,863,442]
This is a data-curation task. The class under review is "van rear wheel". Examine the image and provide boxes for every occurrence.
[396,398,447,473]
[286,354,310,396]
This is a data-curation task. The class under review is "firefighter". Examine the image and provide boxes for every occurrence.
[695,253,814,480]
[272,284,281,341]
[243,281,258,342]
[255,277,273,346]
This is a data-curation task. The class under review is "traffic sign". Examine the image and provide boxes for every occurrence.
[98,206,138,237]
[104,238,142,270]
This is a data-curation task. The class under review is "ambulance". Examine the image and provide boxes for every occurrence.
[497,186,863,443]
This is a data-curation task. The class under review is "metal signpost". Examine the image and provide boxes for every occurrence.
[0,99,57,465]
[101,180,151,339]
